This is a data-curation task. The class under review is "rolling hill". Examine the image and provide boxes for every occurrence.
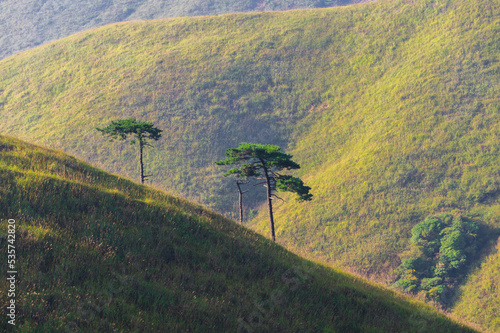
[0,0,499,330]
[0,134,478,332]
[0,0,369,60]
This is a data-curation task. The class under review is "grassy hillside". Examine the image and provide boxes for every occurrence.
[0,134,477,332]
[453,238,500,332]
[0,0,499,329]
[250,0,500,274]
[0,0,367,60]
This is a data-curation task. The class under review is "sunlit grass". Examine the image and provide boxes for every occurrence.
[0,0,498,330]
[0,134,478,332]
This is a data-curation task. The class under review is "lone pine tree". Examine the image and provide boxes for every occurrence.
[97,118,162,184]
[216,143,312,241]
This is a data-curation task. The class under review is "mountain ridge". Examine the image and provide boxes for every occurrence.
[0,0,372,60]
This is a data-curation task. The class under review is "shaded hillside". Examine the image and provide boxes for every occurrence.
[0,0,369,60]
[0,0,499,329]
[0,135,476,332]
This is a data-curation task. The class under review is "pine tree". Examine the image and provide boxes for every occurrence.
[216,143,312,241]
[97,118,162,184]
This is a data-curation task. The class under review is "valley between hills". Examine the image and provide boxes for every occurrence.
[0,0,499,331]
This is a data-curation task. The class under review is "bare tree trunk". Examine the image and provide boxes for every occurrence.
[139,140,144,184]
[261,161,275,242]
[236,181,244,223]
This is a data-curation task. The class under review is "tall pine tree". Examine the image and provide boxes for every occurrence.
[216,143,312,241]
[97,118,162,184]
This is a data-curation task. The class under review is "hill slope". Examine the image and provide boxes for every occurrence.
[1,0,498,269]
[0,0,499,330]
[250,0,500,273]
[0,134,476,332]
[452,238,500,332]
[0,0,369,60]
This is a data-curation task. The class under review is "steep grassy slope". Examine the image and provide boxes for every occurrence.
[0,135,477,332]
[0,0,368,60]
[0,0,499,329]
[249,0,500,275]
[0,6,364,215]
[453,238,500,332]
[1,0,499,270]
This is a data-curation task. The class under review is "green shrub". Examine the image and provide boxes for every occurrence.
[394,214,481,306]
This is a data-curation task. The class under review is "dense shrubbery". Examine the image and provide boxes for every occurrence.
[394,214,480,305]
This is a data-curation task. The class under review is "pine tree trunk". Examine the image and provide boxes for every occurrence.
[237,181,244,224]
[261,162,276,242]
[139,140,144,184]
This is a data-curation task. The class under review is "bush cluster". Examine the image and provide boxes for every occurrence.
[394,214,480,305]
